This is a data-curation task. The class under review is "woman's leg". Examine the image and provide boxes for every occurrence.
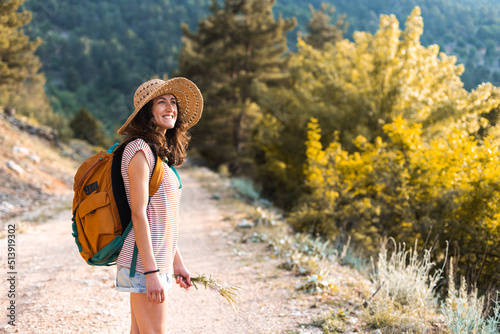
[130,295,140,334]
[130,293,168,334]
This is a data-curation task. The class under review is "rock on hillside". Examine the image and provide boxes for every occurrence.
[0,109,78,234]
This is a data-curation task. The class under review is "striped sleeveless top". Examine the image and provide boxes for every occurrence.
[116,138,181,274]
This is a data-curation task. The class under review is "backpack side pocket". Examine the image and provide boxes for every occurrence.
[78,192,117,254]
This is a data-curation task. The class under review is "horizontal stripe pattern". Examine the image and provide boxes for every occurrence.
[116,139,181,274]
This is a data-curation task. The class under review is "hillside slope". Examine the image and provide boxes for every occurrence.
[0,108,77,234]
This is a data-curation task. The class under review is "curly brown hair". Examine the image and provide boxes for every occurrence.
[124,100,191,166]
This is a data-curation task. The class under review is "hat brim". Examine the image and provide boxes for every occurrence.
[117,77,203,135]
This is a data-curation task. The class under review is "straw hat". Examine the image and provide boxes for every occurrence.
[117,77,203,135]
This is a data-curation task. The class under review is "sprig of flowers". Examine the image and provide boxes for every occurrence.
[175,273,242,312]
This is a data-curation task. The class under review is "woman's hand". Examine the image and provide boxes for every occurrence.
[145,273,166,304]
[174,264,193,291]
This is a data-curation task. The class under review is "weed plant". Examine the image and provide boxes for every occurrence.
[359,238,445,332]
[230,177,261,202]
[442,259,500,333]
[246,206,281,226]
[334,236,369,272]
[371,238,443,309]
[312,309,348,333]
[295,271,337,294]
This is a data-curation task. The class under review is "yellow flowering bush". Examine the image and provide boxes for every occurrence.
[291,116,500,289]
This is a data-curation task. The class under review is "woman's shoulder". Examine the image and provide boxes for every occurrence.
[122,138,156,166]
[125,137,148,149]
[124,137,157,152]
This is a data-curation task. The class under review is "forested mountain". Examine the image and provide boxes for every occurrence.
[23,0,209,133]
[277,0,500,90]
[22,0,500,132]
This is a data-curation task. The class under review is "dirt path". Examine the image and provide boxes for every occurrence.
[0,168,322,334]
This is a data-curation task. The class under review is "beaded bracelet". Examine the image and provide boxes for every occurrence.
[144,269,160,275]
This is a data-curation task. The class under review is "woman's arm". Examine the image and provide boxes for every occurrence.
[173,246,193,290]
[128,150,165,303]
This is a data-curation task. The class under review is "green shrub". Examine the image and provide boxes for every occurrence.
[231,177,261,202]
[70,107,110,147]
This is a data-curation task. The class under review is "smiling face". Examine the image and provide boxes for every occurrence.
[151,93,178,134]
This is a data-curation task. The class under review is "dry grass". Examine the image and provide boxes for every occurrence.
[371,239,443,308]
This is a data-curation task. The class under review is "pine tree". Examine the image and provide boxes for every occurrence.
[304,3,347,49]
[0,0,57,130]
[70,107,108,147]
[178,0,296,170]
[0,0,42,93]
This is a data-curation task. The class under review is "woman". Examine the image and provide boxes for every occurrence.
[114,77,203,333]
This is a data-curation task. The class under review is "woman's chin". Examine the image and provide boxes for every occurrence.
[158,121,176,132]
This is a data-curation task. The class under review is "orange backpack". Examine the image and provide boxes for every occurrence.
[71,141,164,275]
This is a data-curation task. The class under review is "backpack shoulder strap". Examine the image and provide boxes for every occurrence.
[149,155,164,196]
[115,137,164,195]
[169,165,182,189]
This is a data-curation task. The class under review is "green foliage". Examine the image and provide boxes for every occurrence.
[230,177,261,202]
[69,107,109,147]
[276,0,500,90]
[23,0,209,132]
[0,0,41,90]
[303,3,347,50]
[0,0,60,130]
[238,205,444,332]
[5,73,71,140]
[19,0,500,137]
[178,0,296,171]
